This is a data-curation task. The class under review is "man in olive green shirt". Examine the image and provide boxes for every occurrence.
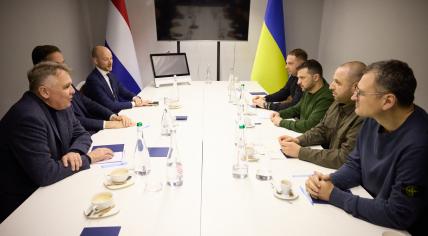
[278,61,366,169]
[271,59,334,133]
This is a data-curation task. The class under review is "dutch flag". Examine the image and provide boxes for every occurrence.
[106,0,142,94]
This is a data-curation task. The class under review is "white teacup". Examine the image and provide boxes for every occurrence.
[168,101,181,109]
[109,168,129,183]
[244,117,254,127]
[280,179,292,196]
[91,192,114,211]
[245,144,255,157]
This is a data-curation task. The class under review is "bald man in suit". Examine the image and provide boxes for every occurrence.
[83,46,152,113]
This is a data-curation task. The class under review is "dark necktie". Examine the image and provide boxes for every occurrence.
[106,73,117,101]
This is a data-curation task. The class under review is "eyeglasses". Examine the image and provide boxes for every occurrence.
[354,87,389,98]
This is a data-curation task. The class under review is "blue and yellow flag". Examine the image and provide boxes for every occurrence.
[251,0,287,94]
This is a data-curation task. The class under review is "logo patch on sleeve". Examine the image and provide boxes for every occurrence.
[401,185,424,198]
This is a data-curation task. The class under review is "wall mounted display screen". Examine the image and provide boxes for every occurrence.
[154,0,251,41]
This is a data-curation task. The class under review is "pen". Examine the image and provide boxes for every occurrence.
[101,161,126,168]
[292,174,312,178]
[299,185,314,205]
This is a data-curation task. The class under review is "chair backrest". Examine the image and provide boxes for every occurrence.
[76,80,86,91]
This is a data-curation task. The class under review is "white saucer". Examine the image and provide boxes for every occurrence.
[84,205,119,219]
[244,111,257,116]
[273,189,299,200]
[168,103,182,109]
[247,156,259,162]
[104,177,134,190]
[245,123,255,128]
[241,155,259,162]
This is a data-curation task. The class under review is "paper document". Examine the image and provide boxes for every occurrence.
[257,109,275,119]
[91,144,124,164]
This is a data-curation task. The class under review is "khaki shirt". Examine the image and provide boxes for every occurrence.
[297,101,363,169]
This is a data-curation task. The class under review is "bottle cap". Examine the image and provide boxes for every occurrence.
[137,122,143,127]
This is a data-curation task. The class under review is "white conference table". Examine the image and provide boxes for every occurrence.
[0,81,406,236]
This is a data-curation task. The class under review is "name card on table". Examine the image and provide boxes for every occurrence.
[81,226,121,236]
[148,147,170,157]
[249,92,268,96]
[175,115,188,121]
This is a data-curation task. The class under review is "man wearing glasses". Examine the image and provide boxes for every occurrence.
[305,60,427,235]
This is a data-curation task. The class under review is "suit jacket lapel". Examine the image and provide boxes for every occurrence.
[56,110,71,153]
[71,97,86,116]
[71,86,89,116]
[108,73,119,100]
[31,93,63,149]
[94,69,117,101]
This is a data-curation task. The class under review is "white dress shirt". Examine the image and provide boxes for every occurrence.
[96,67,115,96]
[96,67,136,107]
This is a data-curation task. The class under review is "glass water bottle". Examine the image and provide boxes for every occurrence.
[133,122,151,176]
[232,124,248,179]
[166,129,183,187]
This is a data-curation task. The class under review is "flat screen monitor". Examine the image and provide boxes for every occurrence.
[154,0,251,41]
[150,53,190,78]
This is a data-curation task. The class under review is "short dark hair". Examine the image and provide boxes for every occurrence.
[341,61,367,83]
[91,47,98,58]
[91,46,105,58]
[288,48,308,61]
[364,60,417,107]
[297,59,323,77]
[31,45,61,65]
[27,61,71,92]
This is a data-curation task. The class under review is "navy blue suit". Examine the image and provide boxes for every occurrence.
[264,75,303,111]
[83,68,136,113]
[0,92,92,222]
[71,85,114,133]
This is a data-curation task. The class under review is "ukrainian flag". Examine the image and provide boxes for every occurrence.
[251,0,287,94]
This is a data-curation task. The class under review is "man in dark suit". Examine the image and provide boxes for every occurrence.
[83,46,151,113]
[0,62,113,222]
[31,45,134,133]
[252,48,306,111]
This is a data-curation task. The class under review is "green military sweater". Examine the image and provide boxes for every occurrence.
[279,80,333,133]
